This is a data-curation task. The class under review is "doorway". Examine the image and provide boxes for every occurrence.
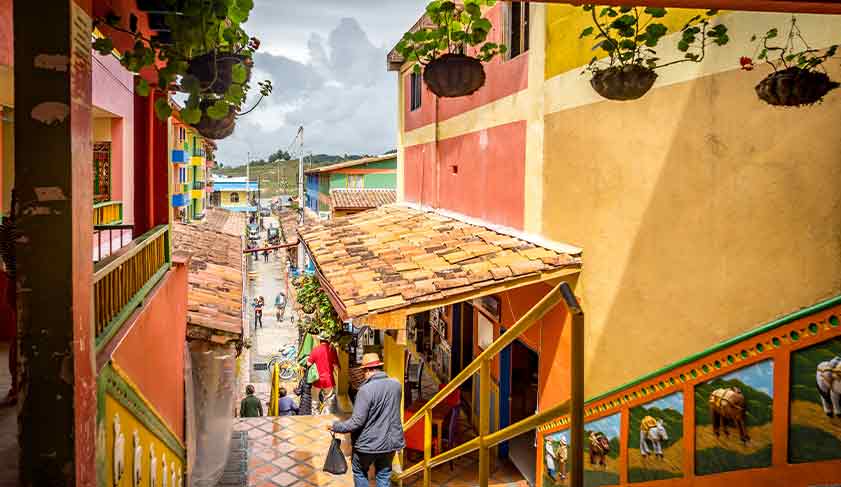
[499,337,539,485]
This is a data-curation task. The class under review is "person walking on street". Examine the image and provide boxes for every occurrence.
[262,248,270,263]
[275,292,286,321]
[277,387,299,416]
[254,297,264,328]
[239,385,263,417]
[328,353,405,487]
[307,332,340,415]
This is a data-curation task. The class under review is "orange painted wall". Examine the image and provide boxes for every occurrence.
[0,0,10,67]
[403,4,529,132]
[404,121,526,229]
[112,265,188,440]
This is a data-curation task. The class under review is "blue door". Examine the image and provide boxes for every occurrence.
[498,334,512,458]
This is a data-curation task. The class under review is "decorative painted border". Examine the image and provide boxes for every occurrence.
[538,295,841,433]
[97,363,186,461]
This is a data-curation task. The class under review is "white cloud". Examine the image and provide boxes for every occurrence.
[216,1,427,165]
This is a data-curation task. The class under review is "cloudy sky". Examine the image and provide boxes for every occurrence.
[217,0,427,166]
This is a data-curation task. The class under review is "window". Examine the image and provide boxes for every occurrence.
[508,2,529,59]
[93,142,111,203]
[410,72,422,111]
[179,167,186,183]
[230,192,240,203]
[347,174,364,189]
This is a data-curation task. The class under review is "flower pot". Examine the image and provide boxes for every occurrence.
[187,53,252,95]
[194,103,236,140]
[755,67,840,107]
[590,65,658,101]
[423,54,486,98]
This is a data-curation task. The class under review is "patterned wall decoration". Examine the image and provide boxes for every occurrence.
[628,392,684,482]
[693,360,774,475]
[99,364,185,487]
[535,297,841,487]
[789,335,841,463]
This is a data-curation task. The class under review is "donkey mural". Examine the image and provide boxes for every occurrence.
[589,431,611,467]
[639,416,669,458]
[816,356,841,418]
[709,387,750,443]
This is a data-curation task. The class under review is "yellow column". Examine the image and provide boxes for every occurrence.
[478,359,490,487]
[384,330,407,471]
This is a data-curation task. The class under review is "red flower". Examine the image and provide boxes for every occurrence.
[740,56,754,71]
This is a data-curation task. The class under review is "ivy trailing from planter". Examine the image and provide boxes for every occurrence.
[579,5,729,101]
[92,0,272,139]
[394,0,507,98]
[293,275,344,340]
[741,17,839,107]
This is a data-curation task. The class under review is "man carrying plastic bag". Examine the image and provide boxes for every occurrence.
[327,353,405,487]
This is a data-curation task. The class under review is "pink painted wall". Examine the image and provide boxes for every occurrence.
[403,4,529,132]
[112,265,188,440]
[92,51,135,222]
[404,121,527,230]
[0,0,11,67]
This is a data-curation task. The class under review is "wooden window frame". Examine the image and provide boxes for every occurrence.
[505,1,530,60]
[409,71,422,111]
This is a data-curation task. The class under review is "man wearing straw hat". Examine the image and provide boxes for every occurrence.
[328,352,405,487]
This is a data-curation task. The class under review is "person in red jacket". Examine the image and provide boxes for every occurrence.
[307,332,340,415]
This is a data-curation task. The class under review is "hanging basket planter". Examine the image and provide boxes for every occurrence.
[755,67,839,107]
[423,54,486,98]
[193,103,236,140]
[590,65,658,101]
[187,53,252,95]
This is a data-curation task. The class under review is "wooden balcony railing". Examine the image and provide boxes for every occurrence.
[93,225,170,349]
[93,200,123,225]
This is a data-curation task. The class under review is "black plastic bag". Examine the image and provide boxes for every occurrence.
[323,433,348,475]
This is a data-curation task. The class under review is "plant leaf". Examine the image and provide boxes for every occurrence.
[135,78,150,97]
[232,63,248,84]
[580,26,594,39]
[206,100,230,120]
[180,106,202,124]
[154,98,172,121]
[92,38,114,56]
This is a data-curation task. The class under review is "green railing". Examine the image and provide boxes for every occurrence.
[396,281,586,487]
[93,225,170,350]
[93,200,122,225]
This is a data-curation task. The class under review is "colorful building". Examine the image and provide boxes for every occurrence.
[296,3,841,487]
[304,154,397,219]
[210,175,259,213]
[170,116,212,223]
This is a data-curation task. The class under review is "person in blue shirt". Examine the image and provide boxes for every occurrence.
[277,387,298,416]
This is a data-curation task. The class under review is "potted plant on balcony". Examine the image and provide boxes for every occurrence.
[394,0,507,98]
[741,17,839,107]
[578,5,730,101]
[92,0,272,139]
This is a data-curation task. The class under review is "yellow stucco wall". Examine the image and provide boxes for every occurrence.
[541,11,841,397]
[221,190,247,207]
[103,394,184,487]
[94,117,112,142]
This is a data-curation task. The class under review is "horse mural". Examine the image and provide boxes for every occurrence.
[709,386,750,443]
[639,415,669,458]
[589,431,611,467]
[816,356,841,418]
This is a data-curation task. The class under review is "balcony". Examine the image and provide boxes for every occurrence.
[172,193,189,207]
[172,149,187,164]
[93,225,170,348]
[192,180,205,191]
[93,200,122,225]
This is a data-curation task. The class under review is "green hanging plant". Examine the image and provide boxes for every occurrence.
[92,0,272,139]
[394,0,507,98]
[741,16,839,107]
[293,275,344,340]
[579,5,729,101]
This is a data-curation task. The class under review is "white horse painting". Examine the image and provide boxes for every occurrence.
[817,356,841,417]
[113,414,125,485]
[639,417,668,458]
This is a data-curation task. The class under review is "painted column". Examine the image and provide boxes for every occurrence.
[13,0,96,485]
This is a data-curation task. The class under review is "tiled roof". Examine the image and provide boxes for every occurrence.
[299,205,581,319]
[330,189,396,210]
[303,155,396,174]
[173,209,244,338]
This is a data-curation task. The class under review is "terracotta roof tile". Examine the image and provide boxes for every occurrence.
[330,189,397,210]
[173,209,244,337]
[299,206,582,319]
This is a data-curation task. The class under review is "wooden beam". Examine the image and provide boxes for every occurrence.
[242,241,299,254]
[508,0,841,15]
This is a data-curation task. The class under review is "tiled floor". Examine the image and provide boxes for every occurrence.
[237,414,527,487]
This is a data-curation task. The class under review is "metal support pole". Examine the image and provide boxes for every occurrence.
[423,410,432,487]
[478,359,491,487]
[296,126,305,271]
[560,282,585,487]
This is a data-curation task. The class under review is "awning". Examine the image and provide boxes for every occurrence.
[298,205,582,327]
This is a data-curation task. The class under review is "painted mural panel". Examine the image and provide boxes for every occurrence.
[628,392,684,483]
[789,336,841,463]
[542,413,621,487]
[693,359,774,475]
